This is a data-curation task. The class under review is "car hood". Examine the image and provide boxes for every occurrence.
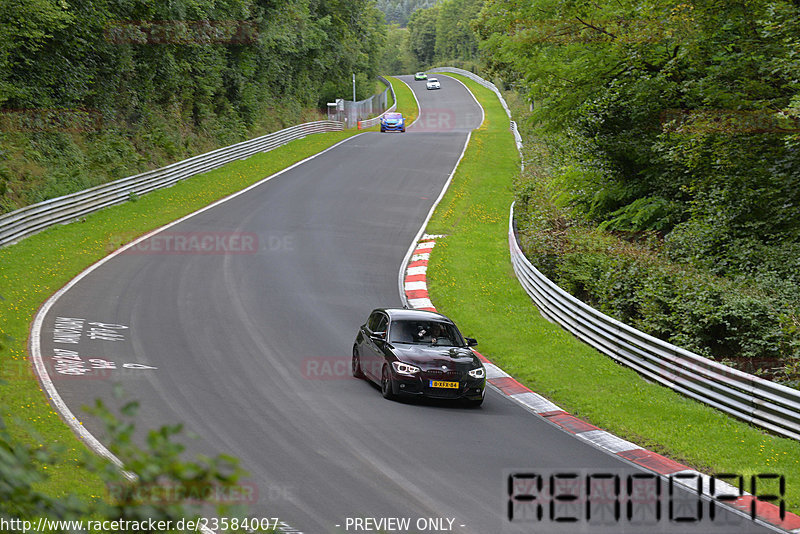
[390,344,481,370]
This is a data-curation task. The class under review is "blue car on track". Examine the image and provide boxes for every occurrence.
[380,112,405,133]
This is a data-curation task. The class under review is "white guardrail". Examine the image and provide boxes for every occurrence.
[430,67,524,161]
[509,205,800,441]
[436,66,800,441]
[508,204,800,439]
[0,120,344,248]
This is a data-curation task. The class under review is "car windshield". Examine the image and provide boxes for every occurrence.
[428,78,438,82]
[389,320,464,347]
[385,113,402,119]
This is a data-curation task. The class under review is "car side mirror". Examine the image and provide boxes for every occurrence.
[371,331,386,341]
[465,337,478,347]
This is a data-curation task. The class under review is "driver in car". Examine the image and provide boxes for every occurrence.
[416,323,450,345]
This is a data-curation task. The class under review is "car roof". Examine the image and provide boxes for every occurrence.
[385,112,403,117]
[372,307,454,323]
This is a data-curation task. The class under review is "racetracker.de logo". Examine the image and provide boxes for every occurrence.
[301,357,382,380]
[106,481,258,505]
[118,231,258,255]
[413,108,458,132]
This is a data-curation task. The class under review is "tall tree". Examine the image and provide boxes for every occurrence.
[407,5,438,65]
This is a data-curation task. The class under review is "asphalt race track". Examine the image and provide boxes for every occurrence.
[35,76,774,533]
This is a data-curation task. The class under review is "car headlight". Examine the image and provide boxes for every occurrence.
[392,361,421,375]
[468,367,485,379]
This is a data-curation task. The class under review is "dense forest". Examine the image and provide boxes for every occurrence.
[474,0,800,384]
[406,0,481,68]
[375,0,437,26]
[0,0,385,213]
[374,0,482,76]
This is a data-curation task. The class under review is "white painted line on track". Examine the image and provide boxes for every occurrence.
[399,77,422,130]
[431,73,486,133]
[30,131,368,534]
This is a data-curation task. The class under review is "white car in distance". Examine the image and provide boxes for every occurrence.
[426,78,441,90]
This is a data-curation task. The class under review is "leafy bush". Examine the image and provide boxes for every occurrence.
[516,169,800,385]
[0,387,261,532]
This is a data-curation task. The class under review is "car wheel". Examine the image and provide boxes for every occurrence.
[401,128,405,133]
[352,346,364,378]
[465,397,484,408]
[381,365,396,400]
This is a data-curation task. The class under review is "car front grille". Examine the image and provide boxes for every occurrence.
[423,369,462,381]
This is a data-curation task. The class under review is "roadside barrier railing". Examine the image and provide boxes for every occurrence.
[0,120,343,248]
[509,202,800,441]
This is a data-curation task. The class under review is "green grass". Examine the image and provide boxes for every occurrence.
[425,73,800,513]
[0,126,368,502]
[386,76,418,124]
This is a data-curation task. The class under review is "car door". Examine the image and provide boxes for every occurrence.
[363,312,388,381]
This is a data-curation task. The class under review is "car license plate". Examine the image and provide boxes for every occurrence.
[429,380,459,389]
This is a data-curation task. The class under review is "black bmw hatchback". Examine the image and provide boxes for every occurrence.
[353,308,486,406]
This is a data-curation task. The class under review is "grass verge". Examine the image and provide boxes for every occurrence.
[387,76,418,125]
[425,73,800,512]
[0,126,369,502]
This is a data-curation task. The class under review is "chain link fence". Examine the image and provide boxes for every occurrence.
[327,76,393,127]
